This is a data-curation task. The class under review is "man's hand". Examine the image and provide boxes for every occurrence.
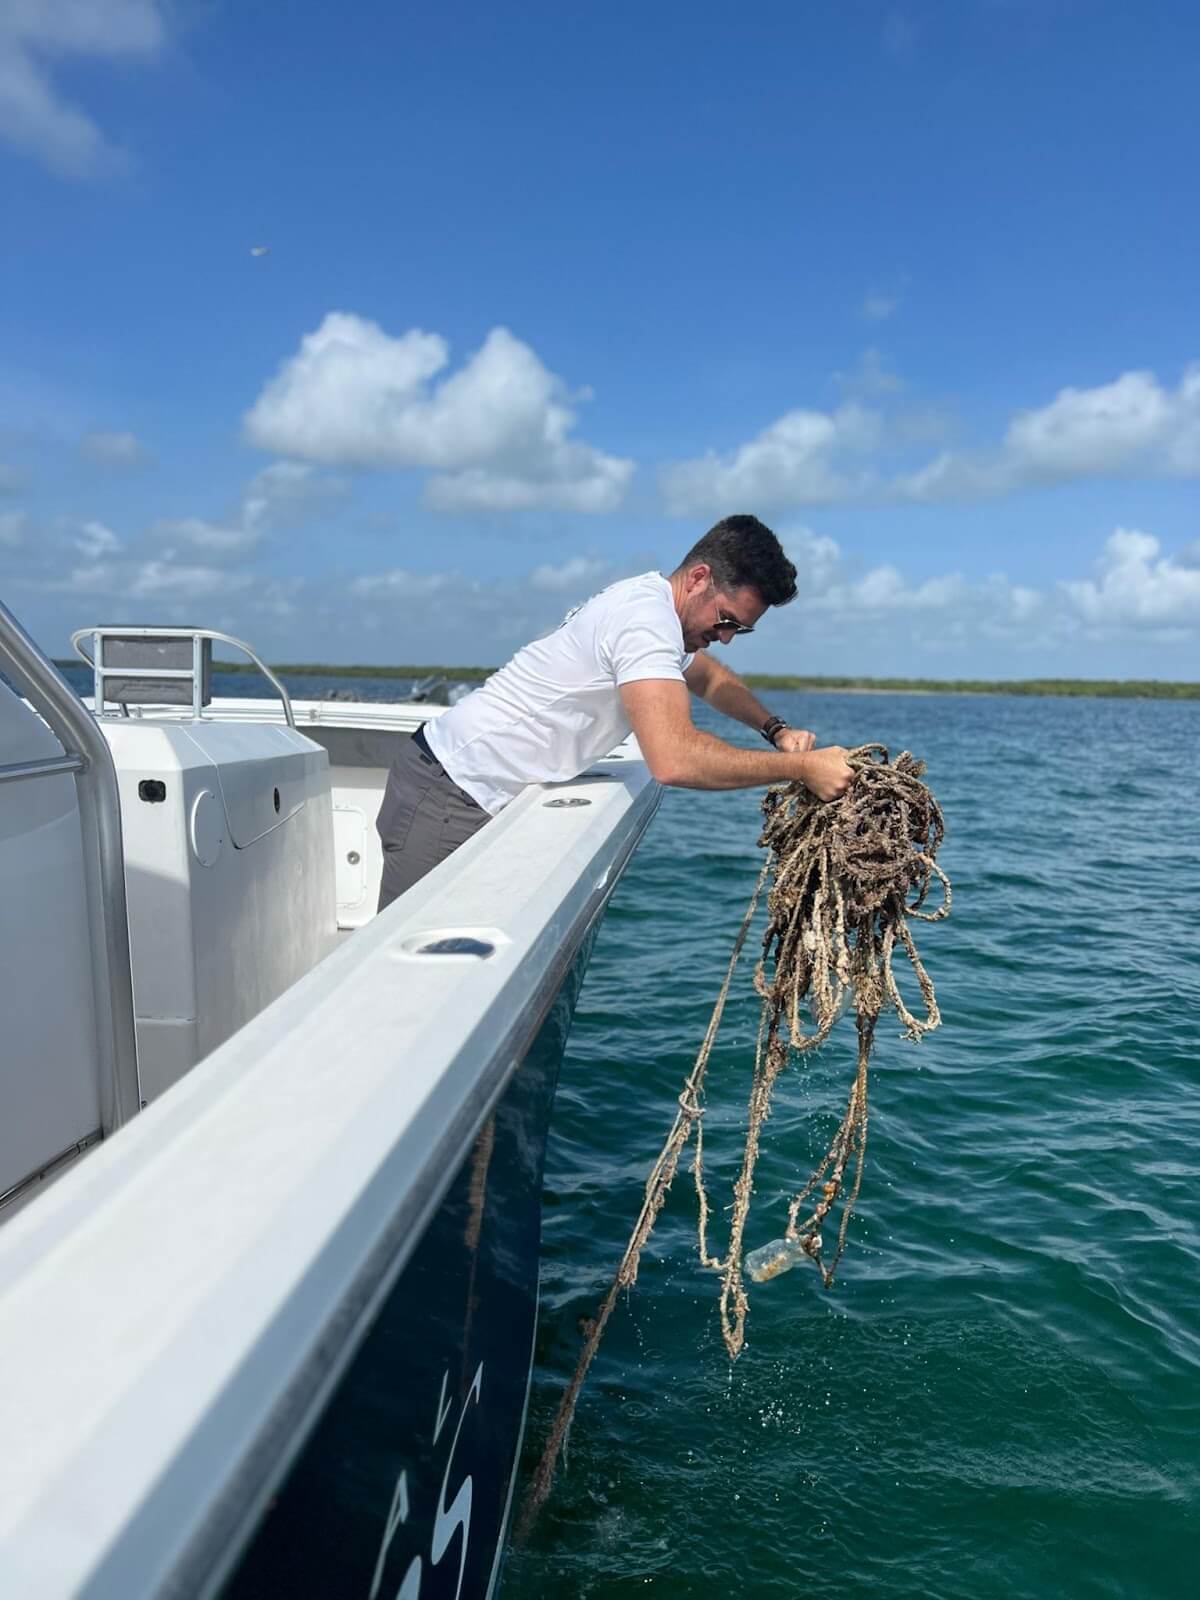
[794,745,856,801]
[773,727,816,754]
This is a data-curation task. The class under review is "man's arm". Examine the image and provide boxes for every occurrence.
[683,650,815,754]
[620,678,854,801]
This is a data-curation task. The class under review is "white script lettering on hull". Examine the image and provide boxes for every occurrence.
[368,1362,485,1600]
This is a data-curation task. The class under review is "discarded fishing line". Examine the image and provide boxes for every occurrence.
[516,743,950,1540]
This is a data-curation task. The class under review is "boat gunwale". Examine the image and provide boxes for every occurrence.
[0,715,659,1598]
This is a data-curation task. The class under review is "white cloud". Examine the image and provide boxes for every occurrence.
[151,516,255,555]
[672,363,1200,516]
[812,561,975,619]
[51,563,119,594]
[424,458,628,514]
[1162,365,1200,474]
[785,526,842,595]
[249,579,305,620]
[660,404,879,514]
[40,555,253,601]
[890,449,1000,502]
[529,555,610,592]
[774,523,1049,638]
[74,519,121,558]
[241,460,348,533]
[0,1,165,179]
[777,522,1200,649]
[348,568,451,598]
[1005,371,1173,477]
[897,366,1200,503]
[1061,529,1200,629]
[144,462,348,562]
[244,315,633,514]
[0,509,27,545]
[128,561,253,600]
[80,429,150,467]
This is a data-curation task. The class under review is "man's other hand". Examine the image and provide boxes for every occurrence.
[774,727,816,754]
[796,745,855,801]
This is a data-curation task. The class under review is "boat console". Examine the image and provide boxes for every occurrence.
[99,716,336,1101]
[77,627,338,1101]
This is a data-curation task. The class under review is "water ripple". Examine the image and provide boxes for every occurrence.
[509,693,1200,1600]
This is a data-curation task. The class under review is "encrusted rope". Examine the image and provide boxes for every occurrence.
[516,743,949,1541]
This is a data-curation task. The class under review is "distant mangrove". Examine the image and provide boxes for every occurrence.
[55,659,1197,700]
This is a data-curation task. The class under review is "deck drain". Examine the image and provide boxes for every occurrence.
[543,796,592,808]
[416,936,495,958]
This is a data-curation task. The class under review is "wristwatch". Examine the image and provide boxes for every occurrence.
[760,715,788,746]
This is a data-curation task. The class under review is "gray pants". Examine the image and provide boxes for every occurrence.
[376,729,491,912]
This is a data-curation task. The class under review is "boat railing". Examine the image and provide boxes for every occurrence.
[0,600,141,1135]
[70,625,296,728]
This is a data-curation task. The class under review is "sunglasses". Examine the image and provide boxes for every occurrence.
[708,578,755,635]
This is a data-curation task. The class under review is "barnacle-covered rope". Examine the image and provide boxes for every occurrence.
[517,743,949,1537]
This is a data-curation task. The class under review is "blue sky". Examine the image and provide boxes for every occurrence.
[2,0,1198,678]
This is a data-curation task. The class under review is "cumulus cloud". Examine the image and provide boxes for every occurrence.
[774,523,1048,639]
[529,555,610,592]
[241,460,349,533]
[48,563,118,594]
[333,533,1087,672]
[244,315,633,513]
[74,519,122,559]
[1061,529,1200,630]
[667,362,1200,515]
[16,469,343,606]
[41,556,253,600]
[151,516,255,555]
[785,526,842,594]
[80,430,151,467]
[896,366,1200,503]
[128,561,253,600]
[145,462,347,561]
[778,523,1200,649]
[348,568,451,598]
[660,404,879,515]
[0,1,165,178]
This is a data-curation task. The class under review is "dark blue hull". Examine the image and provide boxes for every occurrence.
[220,942,593,1600]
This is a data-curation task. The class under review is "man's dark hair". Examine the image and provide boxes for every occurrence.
[678,514,797,607]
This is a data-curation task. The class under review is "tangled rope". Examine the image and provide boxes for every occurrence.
[516,743,949,1541]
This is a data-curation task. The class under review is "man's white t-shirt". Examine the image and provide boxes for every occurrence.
[426,571,692,814]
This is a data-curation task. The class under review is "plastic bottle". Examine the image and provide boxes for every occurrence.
[745,1234,821,1283]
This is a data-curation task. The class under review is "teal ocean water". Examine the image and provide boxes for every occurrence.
[503,689,1200,1600]
[59,668,1200,1596]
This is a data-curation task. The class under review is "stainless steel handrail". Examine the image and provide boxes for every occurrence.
[71,626,296,729]
[0,753,86,786]
[0,600,141,1133]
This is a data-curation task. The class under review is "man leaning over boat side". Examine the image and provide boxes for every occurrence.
[375,514,856,911]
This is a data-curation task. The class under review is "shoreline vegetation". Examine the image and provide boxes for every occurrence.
[57,660,1200,699]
